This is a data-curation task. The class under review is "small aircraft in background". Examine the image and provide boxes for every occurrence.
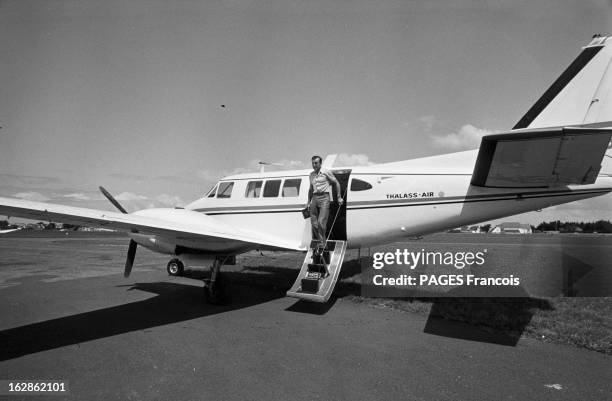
[1,35,611,303]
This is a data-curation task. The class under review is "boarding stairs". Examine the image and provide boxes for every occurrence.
[286,240,347,302]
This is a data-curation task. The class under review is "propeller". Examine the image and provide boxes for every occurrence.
[99,186,128,214]
[125,239,137,278]
[99,186,137,278]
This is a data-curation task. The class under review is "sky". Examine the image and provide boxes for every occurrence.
[0,0,611,224]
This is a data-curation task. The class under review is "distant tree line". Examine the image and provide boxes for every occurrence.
[0,220,80,230]
[535,220,612,233]
[62,223,80,230]
[0,220,18,230]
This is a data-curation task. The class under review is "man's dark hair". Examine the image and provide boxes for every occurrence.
[311,155,322,163]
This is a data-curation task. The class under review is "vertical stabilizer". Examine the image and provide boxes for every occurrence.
[514,35,612,129]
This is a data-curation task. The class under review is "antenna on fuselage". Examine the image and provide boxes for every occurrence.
[258,161,284,173]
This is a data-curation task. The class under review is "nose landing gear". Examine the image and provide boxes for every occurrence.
[166,258,184,276]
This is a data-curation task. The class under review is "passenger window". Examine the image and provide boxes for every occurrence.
[263,179,281,197]
[206,184,218,198]
[350,178,373,191]
[245,181,263,198]
[216,182,234,198]
[282,179,301,197]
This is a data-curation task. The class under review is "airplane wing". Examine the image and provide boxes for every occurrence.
[0,197,303,251]
[470,126,612,188]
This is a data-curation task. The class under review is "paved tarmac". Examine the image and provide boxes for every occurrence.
[0,234,610,400]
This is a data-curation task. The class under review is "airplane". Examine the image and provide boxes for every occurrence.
[1,35,611,303]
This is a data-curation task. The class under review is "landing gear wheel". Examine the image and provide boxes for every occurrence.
[167,258,184,276]
[203,274,229,304]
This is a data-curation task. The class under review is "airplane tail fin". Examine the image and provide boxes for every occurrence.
[514,35,612,130]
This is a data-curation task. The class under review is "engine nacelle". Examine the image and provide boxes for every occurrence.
[129,233,176,255]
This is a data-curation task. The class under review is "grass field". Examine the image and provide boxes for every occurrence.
[338,233,612,354]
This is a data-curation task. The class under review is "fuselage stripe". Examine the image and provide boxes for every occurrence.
[347,189,609,210]
[194,189,610,215]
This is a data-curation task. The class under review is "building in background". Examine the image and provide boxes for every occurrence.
[489,222,532,234]
[448,225,484,233]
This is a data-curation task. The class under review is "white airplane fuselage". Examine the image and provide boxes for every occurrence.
[131,148,612,256]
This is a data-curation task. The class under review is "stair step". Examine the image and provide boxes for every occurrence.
[287,240,347,303]
[307,263,327,274]
[301,277,320,293]
[308,263,327,272]
[311,251,330,264]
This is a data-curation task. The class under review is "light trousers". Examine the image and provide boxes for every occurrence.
[310,193,330,242]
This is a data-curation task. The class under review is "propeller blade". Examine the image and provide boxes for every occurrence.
[99,186,128,214]
[124,239,137,278]
[100,187,137,277]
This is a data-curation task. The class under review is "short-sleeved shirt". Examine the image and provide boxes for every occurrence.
[310,168,335,194]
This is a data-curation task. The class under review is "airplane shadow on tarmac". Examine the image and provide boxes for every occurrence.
[226,258,556,346]
[336,257,555,347]
[0,278,284,361]
[421,294,553,346]
[0,259,556,360]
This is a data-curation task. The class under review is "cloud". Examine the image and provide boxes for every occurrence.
[430,124,495,151]
[115,192,148,201]
[197,169,220,182]
[223,155,374,173]
[277,159,308,169]
[198,159,310,182]
[196,154,376,183]
[228,159,309,175]
[418,115,437,131]
[63,193,91,201]
[334,153,375,167]
[13,191,51,202]
[155,194,183,207]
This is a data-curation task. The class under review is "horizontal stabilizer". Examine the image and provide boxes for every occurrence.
[471,127,612,188]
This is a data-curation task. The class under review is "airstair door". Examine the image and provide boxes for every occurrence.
[286,240,347,303]
[327,169,351,241]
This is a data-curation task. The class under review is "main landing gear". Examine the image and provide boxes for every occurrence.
[166,256,230,304]
[203,257,230,305]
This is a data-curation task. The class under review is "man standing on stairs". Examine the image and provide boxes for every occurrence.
[308,155,343,245]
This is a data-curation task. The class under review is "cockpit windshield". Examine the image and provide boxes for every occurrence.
[205,184,218,198]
